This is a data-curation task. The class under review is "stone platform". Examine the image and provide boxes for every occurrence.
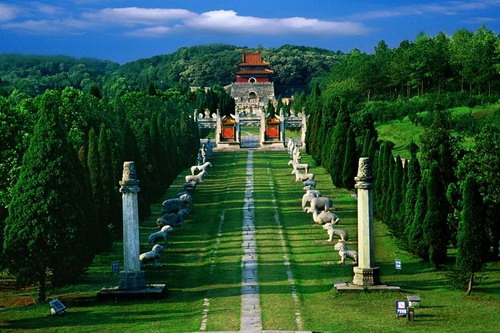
[260,141,285,150]
[97,284,167,300]
[333,281,400,293]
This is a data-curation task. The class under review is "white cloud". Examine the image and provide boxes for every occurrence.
[462,16,498,23]
[1,18,95,34]
[128,26,172,37]
[31,2,65,16]
[0,4,20,21]
[353,0,500,20]
[0,5,369,37]
[183,10,368,36]
[83,7,196,25]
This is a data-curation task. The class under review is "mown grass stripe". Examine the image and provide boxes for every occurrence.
[267,165,304,331]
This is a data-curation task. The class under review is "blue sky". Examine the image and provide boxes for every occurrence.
[1,0,498,63]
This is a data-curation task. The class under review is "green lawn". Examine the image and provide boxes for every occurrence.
[1,150,499,332]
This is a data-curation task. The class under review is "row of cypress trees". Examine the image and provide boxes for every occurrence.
[305,89,494,294]
[1,88,199,302]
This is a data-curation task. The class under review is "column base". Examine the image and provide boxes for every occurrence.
[119,271,145,290]
[352,266,381,286]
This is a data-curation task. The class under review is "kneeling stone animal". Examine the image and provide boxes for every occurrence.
[292,169,314,182]
[322,223,347,242]
[157,208,190,227]
[311,208,340,225]
[148,225,174,245]
[302,189,321,211]
[139,244,164,267]
[334,242,357,264]
[307,197,333,212]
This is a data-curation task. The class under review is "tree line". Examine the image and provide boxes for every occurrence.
[0,44,340,99]
[304,27,499,295]
[0,86,205,301]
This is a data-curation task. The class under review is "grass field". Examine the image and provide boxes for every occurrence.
[1,150,499,332]
[376,103,499,159]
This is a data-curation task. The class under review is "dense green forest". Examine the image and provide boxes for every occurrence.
[0,44,340,98]
[304,27,499,293]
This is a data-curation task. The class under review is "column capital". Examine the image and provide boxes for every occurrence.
[354,157,373,185]
[119,161,140,191]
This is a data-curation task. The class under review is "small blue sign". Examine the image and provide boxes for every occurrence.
[111,261,119,273]
[395,259,402,270]
[396,301,408,317]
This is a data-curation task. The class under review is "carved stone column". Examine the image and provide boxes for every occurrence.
[352,157,381,286]
[118,161,145,290]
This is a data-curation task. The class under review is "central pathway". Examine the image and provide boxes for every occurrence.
[240,150,262,332]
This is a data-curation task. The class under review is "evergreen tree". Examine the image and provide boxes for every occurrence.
[403,157,421,248]
[2,90,94,302]
[408,170,429,259]
[389,156,404,235]
[87,127,110,250]
[367,137,378,163]
[423,163,449,267]
[456,175,489,295]
[341,125,358,189]
[98,126,120,237]
[328,107,350,187]
[305,84,322,158]
[360,132,371,157]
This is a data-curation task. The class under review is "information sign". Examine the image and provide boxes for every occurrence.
[396,300,408,317]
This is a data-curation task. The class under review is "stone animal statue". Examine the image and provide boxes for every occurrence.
[148,225,174,245]
[334,242,358,264]
[303,180,316,188]
[292,169,315,182]
[306,196,333,212]
[302,189,322,211]
[200,144,207,163]
[177,193,193,209]
[310,208,340,225]
[293,151,302,163]
[322,223,347,242]
[140,244,164,267]
[288,160,310,174]
[190,161,212,175]
[183,181,197,192]
[287,140,296,157]
[185,170,206,183]
[162,195,192,214]
[157,208,190,227]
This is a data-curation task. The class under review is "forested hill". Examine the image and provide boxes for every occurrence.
[113,44,341,93]
[0,54,119,97]
[0,44,341,98]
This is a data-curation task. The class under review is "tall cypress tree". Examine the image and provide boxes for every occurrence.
[423,163,449,267]
[88,128,109,250]
[341,125,358,189]
[329,107,350,187]
[98,126,120,237]
[403,158,421,248]
[360,132,371,157]
[389,156,404,234]
[2,90,94,302]
[456,175,489,295]
[382,145,395,222]
[408,170,429,259]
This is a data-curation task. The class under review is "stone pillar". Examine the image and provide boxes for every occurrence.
[301,109,307,150]
[259,111,266,147]
[279,108,285,143]
[352,157,380,286]
[215,110,221,145]
[235,112,241,144]
[118,161,145,290]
